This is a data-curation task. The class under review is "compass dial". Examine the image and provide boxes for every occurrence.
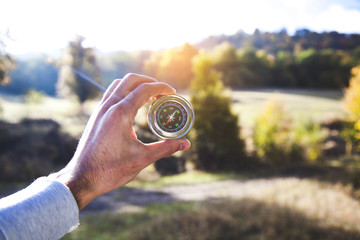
[156,101,187,132]
[148,95,194,139]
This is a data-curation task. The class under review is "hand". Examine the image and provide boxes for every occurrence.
[51,74,191,209]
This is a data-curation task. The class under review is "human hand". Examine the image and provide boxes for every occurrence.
[52,74,191,209]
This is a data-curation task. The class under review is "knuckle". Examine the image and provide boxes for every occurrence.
[123,73,140,81]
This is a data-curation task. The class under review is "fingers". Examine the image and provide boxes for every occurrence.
[144,138,191,163]
[103,73,157,106]
[100,79,121,102]
[121,81,176,118]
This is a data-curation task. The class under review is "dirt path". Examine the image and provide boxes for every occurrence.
[81,179,268,214]
[81,177,360,231]
[81,176,359,220]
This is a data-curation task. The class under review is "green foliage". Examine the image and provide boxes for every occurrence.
[254,99,324,163]
[203,30,355,89]
[212,45,272,88]
[339,121,359,155]
[294,49,352,88]
[294,120,326,163]
[24,89,45,104]
[190,53,246,171]
[254,99,298,163]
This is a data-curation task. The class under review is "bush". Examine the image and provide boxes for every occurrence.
[0,119,77,182]
[24,89,45,104]
[253,99,324,164]
[253,98,300,163]
[344,65,360,119]
[343,65,360,152]
[294,120,326,163]
[190,53,246,171]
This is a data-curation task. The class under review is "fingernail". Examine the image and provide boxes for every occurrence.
[179,143,186,151]
[178,140,190,151]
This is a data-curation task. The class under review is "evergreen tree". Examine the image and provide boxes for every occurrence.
[190,53,246,171]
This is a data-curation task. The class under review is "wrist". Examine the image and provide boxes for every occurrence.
[49,169,96,210]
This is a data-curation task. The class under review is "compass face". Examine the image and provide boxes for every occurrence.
[148,95,194,139]
[156,101,188,133]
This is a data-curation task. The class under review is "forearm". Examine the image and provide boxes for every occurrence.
[0,177,79,240]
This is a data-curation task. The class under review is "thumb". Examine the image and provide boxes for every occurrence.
[145,138,191,162]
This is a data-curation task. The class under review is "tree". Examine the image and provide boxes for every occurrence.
[0,33,15,86]
[57,36,101,105]
[0,54,14,86]
[143,43,198,90]
[344,65,360,119]
[190,52,246,171]
[295,49,351,88]
[212,42,241,87]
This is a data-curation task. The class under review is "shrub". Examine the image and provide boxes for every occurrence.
[344,65,360,119]
[343,65,360,152]
[294,120,325,163]
[253,98,300,163]
[253,99,324,164]
[24,89,45,104]
[0,119,77,182]
[190,53,246,171]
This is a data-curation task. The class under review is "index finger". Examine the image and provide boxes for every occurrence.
[122,82,176,117]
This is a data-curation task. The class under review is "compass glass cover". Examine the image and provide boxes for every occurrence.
[148,95,194,139]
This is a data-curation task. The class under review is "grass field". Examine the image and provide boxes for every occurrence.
[0,89,346,136]
[230,89,345,126]
[1,89,357,240]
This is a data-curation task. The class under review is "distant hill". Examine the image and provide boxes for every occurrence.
[196,28,360,53]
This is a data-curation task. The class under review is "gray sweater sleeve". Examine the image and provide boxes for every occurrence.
[0,177,79,240]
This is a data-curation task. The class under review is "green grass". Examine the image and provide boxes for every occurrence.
[2,90,358,240]
[63,196,360,240]
[230,89,345,126]
[128,170,246,188]
[0,89,346,137]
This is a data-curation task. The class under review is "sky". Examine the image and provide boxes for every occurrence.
[1,0,360,55]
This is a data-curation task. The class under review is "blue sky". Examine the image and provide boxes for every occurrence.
[1,0,360,55]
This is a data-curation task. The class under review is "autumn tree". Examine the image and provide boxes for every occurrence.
[190,52,246,171]
[57,36,101,105]
[143,43,198,89]
[344,65,360,119]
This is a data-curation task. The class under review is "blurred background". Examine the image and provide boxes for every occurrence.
[1,0,360,239]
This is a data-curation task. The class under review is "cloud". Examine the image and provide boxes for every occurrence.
[311,4,360,33]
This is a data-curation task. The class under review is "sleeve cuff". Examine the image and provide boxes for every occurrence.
[0,177,79,240]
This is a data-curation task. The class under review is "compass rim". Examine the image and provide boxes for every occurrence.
[147,94,194,139]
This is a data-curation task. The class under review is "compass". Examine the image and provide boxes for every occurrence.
[147,95,194,139]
